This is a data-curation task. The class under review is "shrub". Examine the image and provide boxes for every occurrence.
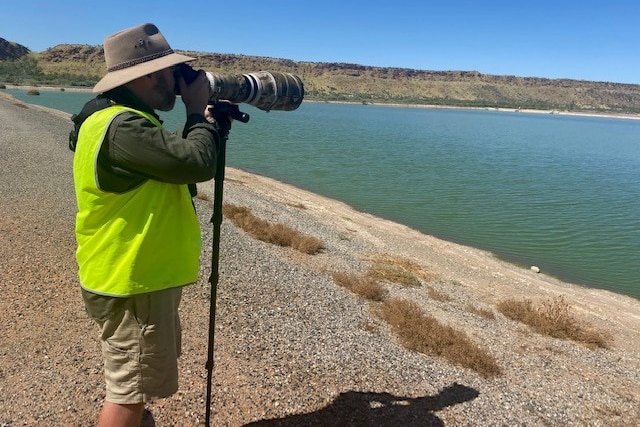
[465,305,496,320]
[427,286,451,302]
[222,204,324,254]
[367,255,437,287]
[369,262,421,287]
[376,298,502,377]
[332,272,388,301]
[497,296,612,349]
[194,192,211,202]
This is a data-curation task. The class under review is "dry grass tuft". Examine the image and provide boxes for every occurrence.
[370,263,420,287]
[465,304,496,320]
[376,298,502,377]
[367,255,436,287]
[497,296,612,349]
[222,204,324,254]
[427,286,452,302]
[225,177,246,185]
[332,272,388,301]
[195,192,211,202]
[288,202,307,209]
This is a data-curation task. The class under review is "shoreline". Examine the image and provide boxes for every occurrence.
[311,99,640,121]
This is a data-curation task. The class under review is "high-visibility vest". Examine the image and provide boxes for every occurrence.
[73,105,201,296]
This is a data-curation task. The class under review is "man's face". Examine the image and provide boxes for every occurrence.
[151,68,177,111]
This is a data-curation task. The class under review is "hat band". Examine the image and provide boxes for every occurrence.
[108,49,175,72]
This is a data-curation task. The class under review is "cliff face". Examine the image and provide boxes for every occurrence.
[2,38,640,114]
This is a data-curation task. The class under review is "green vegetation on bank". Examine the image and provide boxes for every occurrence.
[0,52,98,87]
[2,39,640,114]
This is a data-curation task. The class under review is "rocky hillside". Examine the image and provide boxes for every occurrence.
[0,38,30,60]
[3,41,640,114]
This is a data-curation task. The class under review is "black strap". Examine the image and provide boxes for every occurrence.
[68,96,114,152]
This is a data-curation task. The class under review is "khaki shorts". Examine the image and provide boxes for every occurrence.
[96,287,182,404]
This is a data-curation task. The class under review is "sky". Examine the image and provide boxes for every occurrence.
[1,0,639,84]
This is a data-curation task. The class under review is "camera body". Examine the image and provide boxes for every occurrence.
[174,64,304,112]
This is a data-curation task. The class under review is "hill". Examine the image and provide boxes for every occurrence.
[0,38,30,59]
[2,41,640,115]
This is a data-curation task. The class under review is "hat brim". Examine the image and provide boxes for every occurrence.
[93,52,195,93]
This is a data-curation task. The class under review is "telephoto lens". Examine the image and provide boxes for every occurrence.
[173,64,304,112]
[205,71,304,112]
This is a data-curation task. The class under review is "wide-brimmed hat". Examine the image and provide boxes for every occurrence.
[93,23,195,93]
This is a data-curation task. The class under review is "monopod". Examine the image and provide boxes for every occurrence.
[203,102,249,427]
[197,69,303,424]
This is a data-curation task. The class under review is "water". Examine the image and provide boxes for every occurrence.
[6,89,640,299]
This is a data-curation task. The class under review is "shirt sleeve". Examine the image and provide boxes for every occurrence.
[105,111,220,185]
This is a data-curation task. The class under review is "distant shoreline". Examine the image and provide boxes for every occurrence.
[311,99,640,121]
[4,83,640,121]
[2,83,93,93]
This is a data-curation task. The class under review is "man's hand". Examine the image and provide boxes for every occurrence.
[205,101,238,133]
[177,70,210,117]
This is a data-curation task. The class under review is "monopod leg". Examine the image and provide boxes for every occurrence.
[205,133,226,427]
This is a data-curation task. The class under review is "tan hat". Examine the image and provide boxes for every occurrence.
[93,23,195,93]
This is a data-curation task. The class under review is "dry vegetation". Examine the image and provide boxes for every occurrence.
[222,203,324,254]
[465,304,496,320]
[324,254,615,378]
[331,272,388,301]
[426,286,452,302]
[497,296,612,349]
[376,298,503,378]
[366,254,437,287]
[331,256,503,377]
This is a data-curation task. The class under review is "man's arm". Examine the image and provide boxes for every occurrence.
[94,111,220,194]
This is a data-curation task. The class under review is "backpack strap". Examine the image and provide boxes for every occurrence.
[68,96,114,152]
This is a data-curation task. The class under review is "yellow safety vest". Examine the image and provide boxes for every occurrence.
[73,105,202,296]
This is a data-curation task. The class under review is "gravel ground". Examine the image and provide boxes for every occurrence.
[1,92,639,426]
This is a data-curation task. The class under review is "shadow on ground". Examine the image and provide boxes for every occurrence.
[244,382,479,426]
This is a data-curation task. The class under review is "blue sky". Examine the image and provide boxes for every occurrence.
[1,0,638,84]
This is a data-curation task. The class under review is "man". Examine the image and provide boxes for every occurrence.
[71,23,225,426]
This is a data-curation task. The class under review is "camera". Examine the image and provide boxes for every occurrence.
[174,64,304,112]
